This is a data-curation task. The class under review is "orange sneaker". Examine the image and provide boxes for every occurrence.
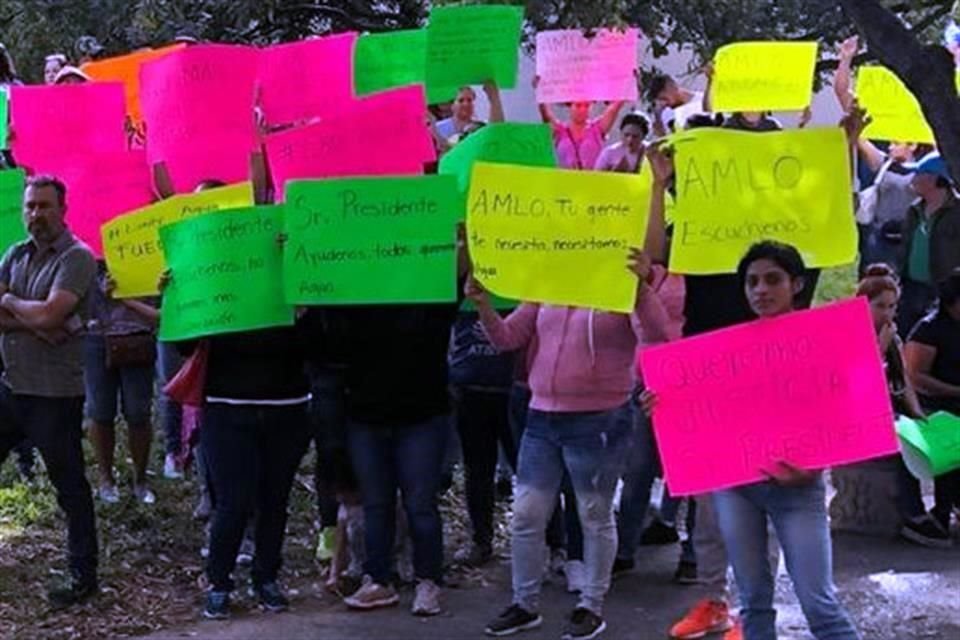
[669,599,734,639]
[723,621,743,640]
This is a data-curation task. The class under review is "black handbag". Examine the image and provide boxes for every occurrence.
[104,332,157,370]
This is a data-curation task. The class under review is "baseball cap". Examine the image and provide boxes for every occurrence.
[905,152,952,182]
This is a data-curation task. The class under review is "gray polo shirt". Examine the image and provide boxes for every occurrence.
[0,231,96,397]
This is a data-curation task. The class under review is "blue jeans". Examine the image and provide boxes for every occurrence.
[512,405,631,616]
[713,478,860,640]
[83,335,155,426]
[157,342,184,455]
[618,403,694,564]
[202,402,312,591]
[347,415,449,584]
[309,368,350,528]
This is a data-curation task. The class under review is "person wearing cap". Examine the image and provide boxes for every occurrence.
[53,66,91,85]
[897,153,960,337]
[44,54,68,85]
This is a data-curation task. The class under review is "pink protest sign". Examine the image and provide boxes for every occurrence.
[535,29,640,103]
[57,150,154,256]
[140,44,259,193]
[10,83,127,169]
[257,33,358,126]
[265,86,432,196]
[639,298,897,496]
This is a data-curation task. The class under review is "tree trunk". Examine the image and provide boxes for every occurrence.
[837,0,960,182]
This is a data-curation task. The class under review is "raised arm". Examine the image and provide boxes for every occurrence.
[834,36,859,113]
[152,162,175,199]
[597,101,626,136]
[483,81,505,124]
[643,143,674,265]
[465,276,539,351]
[701,62,715,114]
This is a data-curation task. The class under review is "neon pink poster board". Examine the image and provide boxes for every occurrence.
[535,29,640,103]
[265,86,433,196]
[140,44,259,193]
[638,298,897,496]
[57,150,154,257]
[257,33,358,126]
[10,83,127,169]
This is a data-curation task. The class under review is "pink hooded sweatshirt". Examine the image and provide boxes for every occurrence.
[477,284,671,413]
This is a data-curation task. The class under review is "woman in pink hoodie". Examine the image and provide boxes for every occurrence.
[473,250,670,640]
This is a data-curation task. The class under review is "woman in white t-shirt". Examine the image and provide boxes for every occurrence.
[594,112,650,173]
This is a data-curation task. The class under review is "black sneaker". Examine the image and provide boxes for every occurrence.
[484,604,543,637]
[561,607,606,640]
[203,590,231,620]
[901,516,952,549]
[611,557,635,577]
[48,578,98,609]
[251,582,290,612]
[673,560,699,585]
[640,520,680,545]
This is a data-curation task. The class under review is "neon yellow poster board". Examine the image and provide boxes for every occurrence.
[102,182,254,297]
[711,42,818,113]
[857,66,934,144]
[668,127,856,275]
[467,162,651,313]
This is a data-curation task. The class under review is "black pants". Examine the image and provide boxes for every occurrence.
[454,387,517,548]
[202,402,312,592]
[309,368,352,529]
[0,385,97,581]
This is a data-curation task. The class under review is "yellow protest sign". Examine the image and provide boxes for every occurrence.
[102,182,254,298]
[857,66,934,144]
[711,42,818,112]
[668,127,856,275]
[467,162,650,313]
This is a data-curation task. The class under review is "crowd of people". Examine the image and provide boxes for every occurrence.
[0,26,958,640]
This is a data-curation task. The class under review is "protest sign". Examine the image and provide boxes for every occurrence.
[284,176,462,304]
[425,5,523,104]
[57,150,154,257]
[354,30,427,96]
[668,127,856,275]
[258,33,357,125]
[439,123,557,192]
[467,162,650,313]
[639,298,897,496]
[158,205,293,341]
[140,44,259,193]
[81,45,186,126]
[10,83,127,168]
[896,412,960,479]
[0,90,8,149]
[265,86,431,195]
[103,182,254,298]
[857,66,934,144]
[710,41,818,112]
[535,29,639,103]
[0,169,25,256]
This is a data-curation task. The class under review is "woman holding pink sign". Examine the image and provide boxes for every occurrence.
[642,242,861,640]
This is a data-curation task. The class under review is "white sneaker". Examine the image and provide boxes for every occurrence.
[411,579,441,616]
[163,453,183,480]
[343,575,399,610]
[97,484,120,504]
[133,484,156,505]
[565,560,586,594]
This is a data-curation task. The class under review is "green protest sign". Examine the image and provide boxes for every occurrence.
[425,5,524,104]
[0,169,26,257]
[354,29,428,96]
[896,412,960,478]
[439,123,557,193]
[284,176,462,304]
[158,206,294,341]
[0,91,9,149]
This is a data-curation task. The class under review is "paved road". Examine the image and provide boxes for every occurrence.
[148,532,959,640]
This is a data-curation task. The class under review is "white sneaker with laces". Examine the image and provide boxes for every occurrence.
[411,579,442,616]
[133,484,156,505]
[343,575,399,610]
